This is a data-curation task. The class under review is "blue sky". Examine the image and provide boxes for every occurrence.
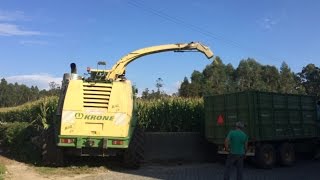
[0,0,319,94]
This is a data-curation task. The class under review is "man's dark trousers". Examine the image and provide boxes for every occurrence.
[224,154,244,180]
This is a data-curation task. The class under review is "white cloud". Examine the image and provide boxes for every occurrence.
[19,40,48,45]
[0,23,42,36]
[0,10,42,36]
[0,10,27,21]
[5,74,61,90]
[259,9,287,31]
[260,17,278,30]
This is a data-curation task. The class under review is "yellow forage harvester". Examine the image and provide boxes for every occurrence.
[42,42,213,168]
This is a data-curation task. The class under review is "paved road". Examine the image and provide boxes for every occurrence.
[80,159,320,180]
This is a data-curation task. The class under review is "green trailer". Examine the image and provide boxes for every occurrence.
[204,91,320,168]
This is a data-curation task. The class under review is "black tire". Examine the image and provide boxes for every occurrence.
[256,144,276,169]
[123,127,145,169]
[313,145,320,160]
[278,143,295,166]
[42,127,64,166]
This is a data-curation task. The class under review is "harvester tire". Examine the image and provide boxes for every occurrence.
[123,127,145,169]
[42,127,64,166]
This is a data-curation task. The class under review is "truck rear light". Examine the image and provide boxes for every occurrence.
[60,138,75,144]
[112,140,124,145]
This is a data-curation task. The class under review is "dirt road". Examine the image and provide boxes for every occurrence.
[0,156,103,180]
[1,155,320,180]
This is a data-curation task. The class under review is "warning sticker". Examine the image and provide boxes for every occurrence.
[114,113,127,126]
[62,111,76,124]
[217,114,224,125]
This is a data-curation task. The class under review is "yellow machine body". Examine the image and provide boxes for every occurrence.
[60,80,134,138]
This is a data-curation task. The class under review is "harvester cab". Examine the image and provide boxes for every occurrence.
[45,42,213,168]
[86,61,109,82]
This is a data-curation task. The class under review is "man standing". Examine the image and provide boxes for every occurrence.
[223,121,248,180]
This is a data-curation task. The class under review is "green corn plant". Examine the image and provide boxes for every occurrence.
[136,97,204,132]
[1,96,204,133]
[32,98,49,130]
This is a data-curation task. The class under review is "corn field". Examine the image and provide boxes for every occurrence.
[0,97,59,162]
[0,96,204,162]
[0,96,58,126]
[136,97,204,132]
[0,96,204,132]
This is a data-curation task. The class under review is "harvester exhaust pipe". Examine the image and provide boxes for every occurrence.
[70,63,77,74]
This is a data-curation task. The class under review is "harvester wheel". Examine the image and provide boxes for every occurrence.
[42,127,64,166]
[123,127,145,169]
[278,142,295,166]
[256,144,276,169]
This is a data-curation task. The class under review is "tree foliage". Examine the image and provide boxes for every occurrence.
[141,78,169,99]
[0,78,60,107]
[1,58,319,107]
[236,58,264,91]
[178,56,236,96]
[298,64,320,97]
[178,57,319,99]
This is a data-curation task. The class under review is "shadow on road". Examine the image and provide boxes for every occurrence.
[2,149,320,180]
[61,154,320,180]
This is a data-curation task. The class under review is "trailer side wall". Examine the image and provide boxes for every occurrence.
[204,91,318,145]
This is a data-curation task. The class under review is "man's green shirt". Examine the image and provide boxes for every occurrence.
[226,129,248,155]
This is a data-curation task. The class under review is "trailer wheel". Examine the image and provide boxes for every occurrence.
[256,144,276,169]
[278,143,295,166]
[42,127,64,166]
[123,127,145,169]
[313,145,320,159]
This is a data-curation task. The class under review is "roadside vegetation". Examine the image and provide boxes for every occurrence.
[35,165,105,177]
[0,97,58,163]
[0,163,6,180]
[0,96,204,165]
